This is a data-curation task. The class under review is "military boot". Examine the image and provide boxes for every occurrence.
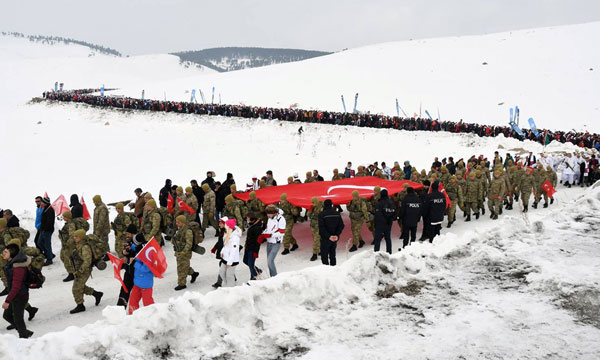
[191,272,200,283]
[26,306,38,321]
[281,249,290,255]
[492,214,499,220]
[481,207,485,215]
[174,285,187,291]
[349,245,357,252]
[70,304,86,314]
[63,273,75,282]
[532,202,538,209]
[466,215,471,222]
[543,202,548,208]
[310,254,318,261]
[290,244,299,251]
[93,291,103,306]
[523,205,528,213]
[550,198,554,204]
[499,208,503,215]
[475,213,480,220]
[358,240,365,248]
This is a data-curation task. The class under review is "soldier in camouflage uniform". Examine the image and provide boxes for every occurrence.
[393,183,409,234]
[508,165,522,204]
[173,215,199,290]
[332,168,345,181]
[445,176,464,227]
[410,171,420,183]
[69,229,103,314]
[546,165,558,205]
[520,167,536,212]
[307,197,323,261]
[201,184,219,235]
[92,194,110,256]
[111,203,133,259]
[438,166,451,186]
[141,199,163,244]
[246,191,265,224]
[355,166,368,177]
[184,187,199,223]
[464,172,483,221]
[142,192,154,220]
[279,193,299,254]
[392,170,405,181]
[366,186,382,241]
[0,218,11,289]
[59,211,78,281]
[475,169,487,215]
[488,170,507,219]
[533,166,550,208]
[347,190,369,250]
[305,171,317,183]
[224,195,243,231]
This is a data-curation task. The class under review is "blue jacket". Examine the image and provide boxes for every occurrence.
[403,165,412,180]
[35,207,43,230]
[131,244,154,289]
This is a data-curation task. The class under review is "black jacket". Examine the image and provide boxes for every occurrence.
[40,206,55,232]
[423,191,446,224]
[222,178,235,197]
[399,193,422,227]
[201,177,215,191]
[70,194,83,219]
[245,220,263,254]
[192,185,204,206]
[374,193,396,231]
[318,204,345,241]
[159,185,171,208]
[215,187,226,211]
[6,215,20,228]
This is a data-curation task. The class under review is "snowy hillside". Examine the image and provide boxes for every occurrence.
[120,22,600,132]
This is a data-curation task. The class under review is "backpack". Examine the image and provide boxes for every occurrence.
[8,227,30,246]
[72,217,90,232]
[125,212,138,227]
[237,200,249,220]
[188,222,206,255]
[156,208,172,234]
[85,235,107,270]
[23,247,45,289]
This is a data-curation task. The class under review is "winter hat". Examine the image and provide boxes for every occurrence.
[225,218,236,229]
[311,197,319,205]
[5,243,20,257]
[219,216,229,224]
[352,190,359,198]
[133,233,146,246]
[176,186,183,193]
[374,186,381,193]
[380,189,389,198]
[431,181,439,191]
[42,197,51,206]
[249,191,256,200]
[176,215,187,224]
[407,187,415,194]
[6,238,21,249]
[293,173,299,181]
[252,175,258,180]
[93,195,102,204]
[259,179,266,187]
[287,176,294,183]
[185,186,193,194]
[402,183,409,189]
[0,219,6,228]
[246,182,253,191]
[324,199,333,209]
[73,229,86,240]
[62,210,73,219]
[230,184,237,192]
[280,193,288,201]
[115,203,124,210]
[144,192,153,200]
[202,184,210,192]
[306,171,312,178]
[333,168,339,174]
[146,199,157,209]
[126,223,138,234]
[225,194,234,204]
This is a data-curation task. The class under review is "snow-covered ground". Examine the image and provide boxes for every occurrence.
[0,25,599,359]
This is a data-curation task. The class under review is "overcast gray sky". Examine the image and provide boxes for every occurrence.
[2,0,599,55]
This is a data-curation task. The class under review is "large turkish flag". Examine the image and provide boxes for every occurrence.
[233,176,423,209]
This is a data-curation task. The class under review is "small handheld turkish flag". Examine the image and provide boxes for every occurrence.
[541,179,557,198]
[80,195,92,220]
[177,197,195,215]
[167,193,175,214]
[107,253,128,293]
[51,195,70,216]
[135,237,167,278]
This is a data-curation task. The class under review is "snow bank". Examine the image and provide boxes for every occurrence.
[2,186,599,360]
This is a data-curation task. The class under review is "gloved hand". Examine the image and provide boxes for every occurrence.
[211,246,216,254]
[257,234,270,244]
[253,252,258,259]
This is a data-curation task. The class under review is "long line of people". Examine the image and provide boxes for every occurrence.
[1,149,598,338]
[42,89,600,151]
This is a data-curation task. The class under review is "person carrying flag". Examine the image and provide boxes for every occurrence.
[127,233,156,314]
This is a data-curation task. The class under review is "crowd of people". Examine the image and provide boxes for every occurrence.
[2,145,599,338]
[42,89,600,150]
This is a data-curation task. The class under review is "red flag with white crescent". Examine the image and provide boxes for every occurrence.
[51,194,70,216]
[167,193,175,214]
[177,197,195,215]
[541,179,557,198]
[135,237,167,278]
[107,253,128,293]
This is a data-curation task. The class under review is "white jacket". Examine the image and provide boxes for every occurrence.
[221,226,242,265]
[263,209,286,243]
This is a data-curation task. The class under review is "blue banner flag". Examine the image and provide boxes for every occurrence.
[528,117,540,138]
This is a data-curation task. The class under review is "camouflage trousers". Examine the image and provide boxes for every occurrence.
[282,218,297,249]
[202,212,219,233]
[488,198,502,215]
[0,257,6,287]
[72,272,95,304]
[521,190,531,206]
[535,189,548,204]
[175,252,194,286]
[99,233,110,253]
[478,199,485,211]
[310,224,320,255]
[465,202,479,216]
[60,245,75,274]
[447,200,457,223]
[350,218,364,245]
[114,234,127,259]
